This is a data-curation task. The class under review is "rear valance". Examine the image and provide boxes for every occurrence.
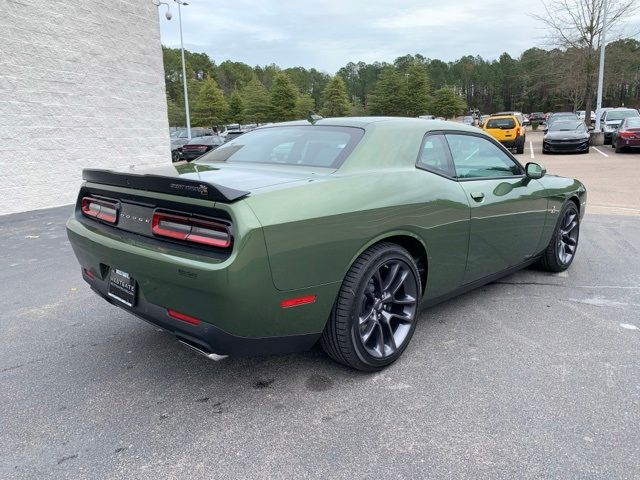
[82,169,250,203]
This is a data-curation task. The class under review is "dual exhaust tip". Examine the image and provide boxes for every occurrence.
[177,337,228,362]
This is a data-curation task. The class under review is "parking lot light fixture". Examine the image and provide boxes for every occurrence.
[174,0,191,139]
[595,0,608,133]
[153,0,192,140]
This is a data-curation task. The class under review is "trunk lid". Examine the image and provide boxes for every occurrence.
[83,161,333,203]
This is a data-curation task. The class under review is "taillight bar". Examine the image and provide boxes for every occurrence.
[81,196,118,224]
[152,210,231,248]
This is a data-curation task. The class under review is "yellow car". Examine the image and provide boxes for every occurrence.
[482,114,526,154]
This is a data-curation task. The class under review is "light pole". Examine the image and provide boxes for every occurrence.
[153,0,192,140]
[594,0,608,133]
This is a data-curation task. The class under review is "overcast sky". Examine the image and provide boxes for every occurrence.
[158,0,640,73]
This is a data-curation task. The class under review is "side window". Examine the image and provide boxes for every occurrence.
[417,134,453,176]
[445,134,522,179]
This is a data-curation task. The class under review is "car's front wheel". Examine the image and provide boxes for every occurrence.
[321,242,421,371]
[537,201,580,272]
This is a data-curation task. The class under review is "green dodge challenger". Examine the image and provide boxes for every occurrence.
[67,117,586,371]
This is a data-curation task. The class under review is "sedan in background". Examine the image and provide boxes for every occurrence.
[611,117,640,153]
[171,128,216,162]
[180,135,225,161]
[601,108,640,144]
[542,120,590,154]
[529,112,546,124]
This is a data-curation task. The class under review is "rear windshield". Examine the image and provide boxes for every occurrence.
[607,110,639,121]
[626,118,640,128]
[486,118,516,129]
[197,126,364,168]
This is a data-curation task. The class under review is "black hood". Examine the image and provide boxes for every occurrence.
[545,130,589,140]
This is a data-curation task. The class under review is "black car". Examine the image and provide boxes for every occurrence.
[180,135,225,161]
[171,128,216,162]
[542,120,590,154]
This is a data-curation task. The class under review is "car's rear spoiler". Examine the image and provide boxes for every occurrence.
[82,169,249,203]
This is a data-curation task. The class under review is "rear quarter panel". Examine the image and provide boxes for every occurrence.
[246,169,471,301]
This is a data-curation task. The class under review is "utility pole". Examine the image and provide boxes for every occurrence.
[594,0,608,133]
[176,0,191,139]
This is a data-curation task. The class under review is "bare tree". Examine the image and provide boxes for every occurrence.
[532,0,637,125]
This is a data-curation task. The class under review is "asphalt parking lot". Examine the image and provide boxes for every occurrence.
[1,140,639,479]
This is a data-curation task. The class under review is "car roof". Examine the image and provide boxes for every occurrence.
[260,116,481,133]
[487,114,517,119]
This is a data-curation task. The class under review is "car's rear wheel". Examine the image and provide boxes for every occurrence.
[537,202,580,272]
[615,141,625,153]
[320,242,421,371]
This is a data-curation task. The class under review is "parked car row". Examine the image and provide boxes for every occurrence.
[170,124,258,162]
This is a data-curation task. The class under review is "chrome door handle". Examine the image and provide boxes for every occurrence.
[470,192,485,201]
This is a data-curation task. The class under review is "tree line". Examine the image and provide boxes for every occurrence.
[163,37,640,127]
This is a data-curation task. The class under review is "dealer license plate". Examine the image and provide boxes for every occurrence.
[108,268,137,307]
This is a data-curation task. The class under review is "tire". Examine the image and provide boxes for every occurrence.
[320,242,421,371]
[542,149,548,155]
[537,202,580,272]
[615,142,624,154]
[171,150,181,162]
[516,141,525,154]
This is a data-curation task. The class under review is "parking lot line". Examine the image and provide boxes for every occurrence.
[529,141,535,159]
[593,147,609,157]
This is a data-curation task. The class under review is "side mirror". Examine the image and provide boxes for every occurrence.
[525,162,546,179]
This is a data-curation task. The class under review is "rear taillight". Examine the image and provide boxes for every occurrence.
[152,211,231,248]
[516,127,521,136]
[619,130,636,138]
[81,196,118,223]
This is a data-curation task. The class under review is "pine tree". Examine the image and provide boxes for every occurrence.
[227,91,245,124]
[405,62,432,117]
[320,76,351,117]
[191,78,228,127]
[270,73,298,121]
[367,68,407,116]
[431,87,467,119]
[242,78,272,125]
[294,94,315,120]
[166,96,185,127]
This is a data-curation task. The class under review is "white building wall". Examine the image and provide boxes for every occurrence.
[0,0,170,215]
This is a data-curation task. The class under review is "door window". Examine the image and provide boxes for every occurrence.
[417,134,453,176]
[445,134,522,179]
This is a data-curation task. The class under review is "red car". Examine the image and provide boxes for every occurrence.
[612,117,640,153]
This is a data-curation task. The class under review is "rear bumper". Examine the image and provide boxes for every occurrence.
[181,151,207,161]
[616,138,640,148]
[83,269,320,356]
[498,137,524,148]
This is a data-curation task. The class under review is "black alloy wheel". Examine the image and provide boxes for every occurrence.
[321,242,421,371]
[357,259,418,359]
[538,202,580,272]
[556,208,579,265]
